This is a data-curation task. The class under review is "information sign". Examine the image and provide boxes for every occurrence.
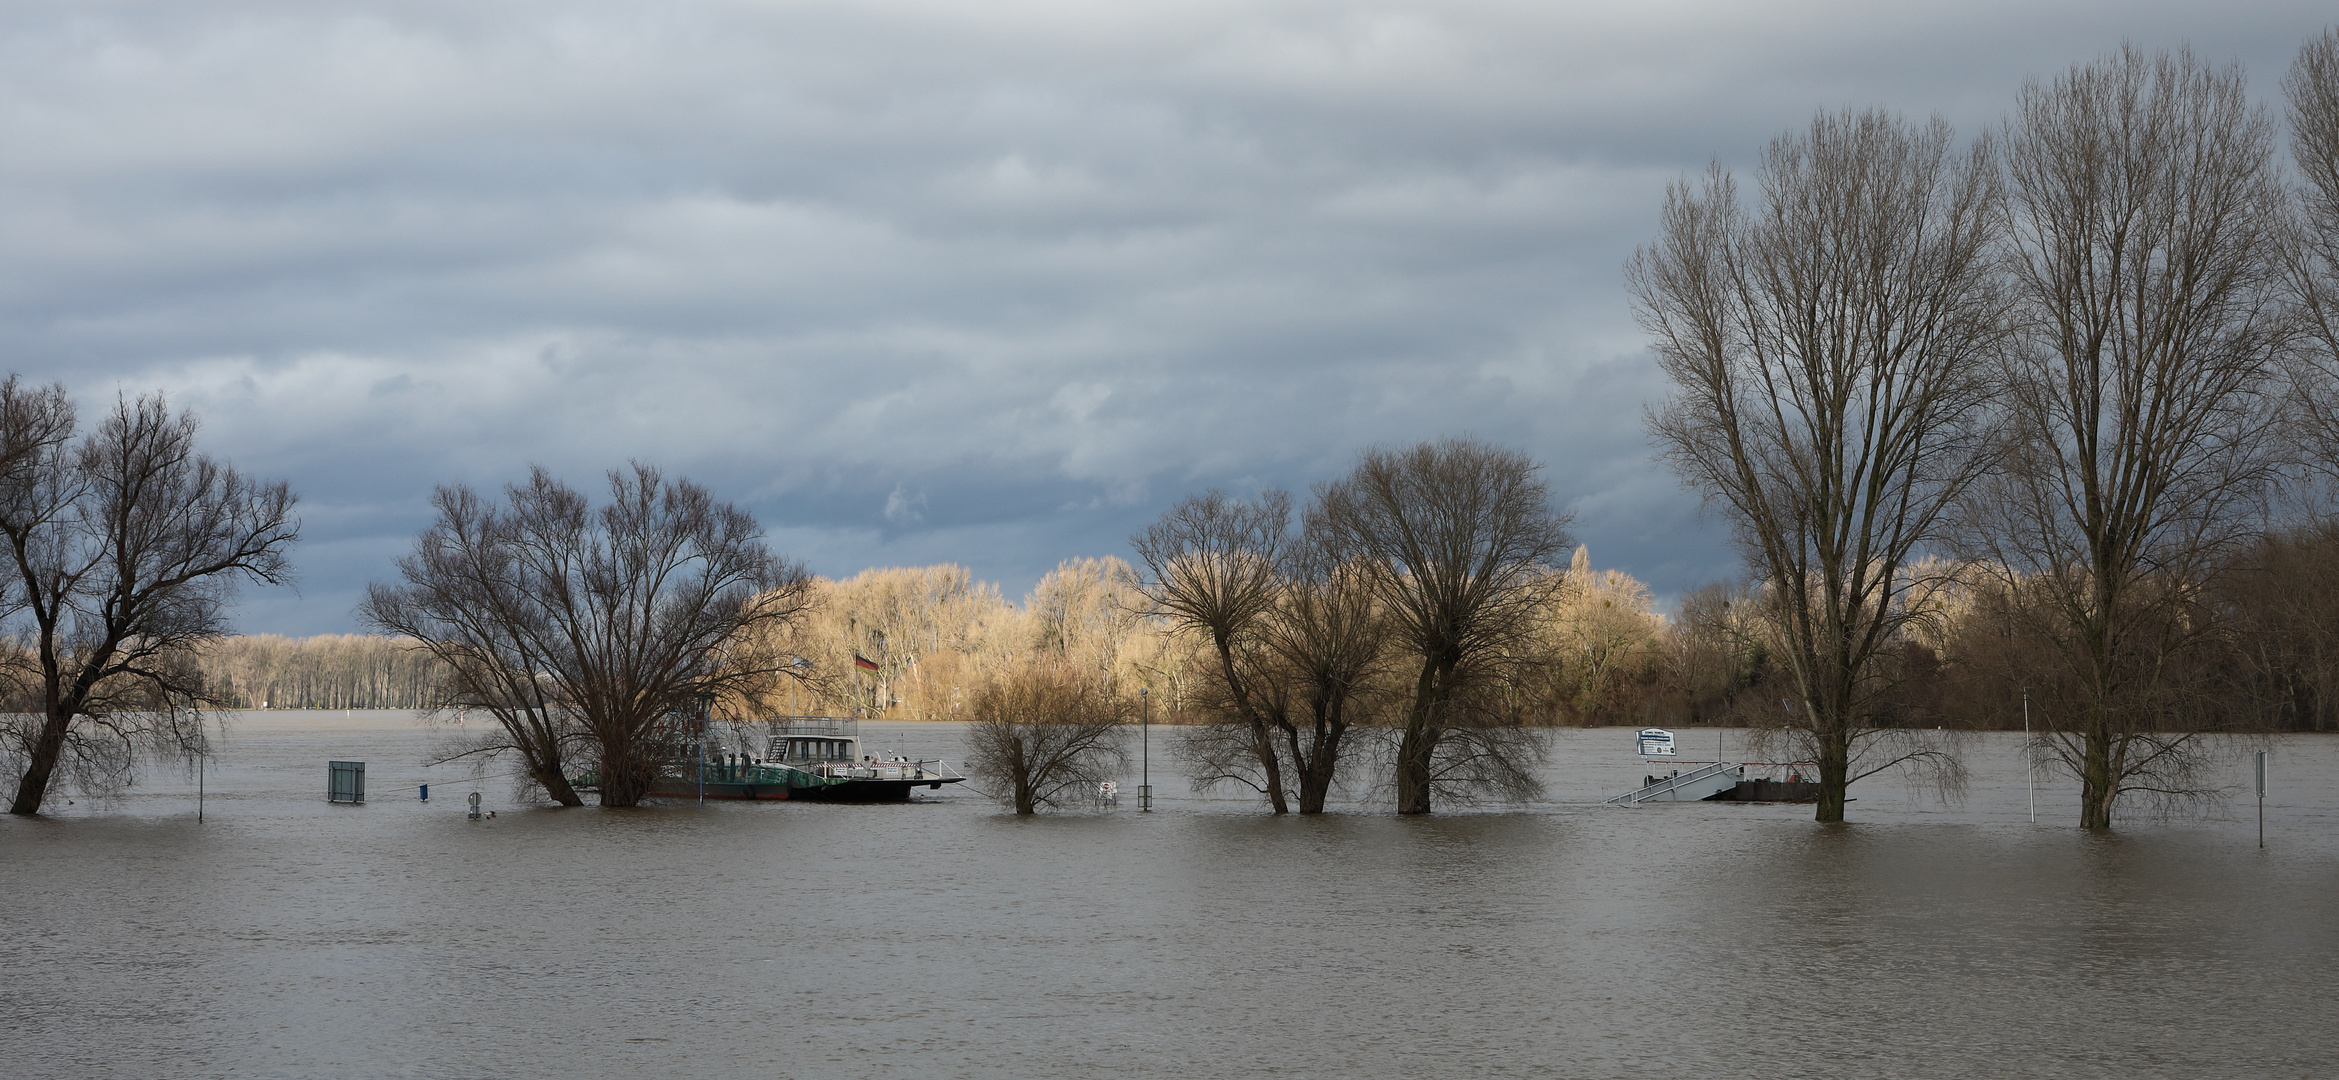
[1636,728,1676,756]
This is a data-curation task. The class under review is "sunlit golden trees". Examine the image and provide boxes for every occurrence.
[1545,547,1666,722]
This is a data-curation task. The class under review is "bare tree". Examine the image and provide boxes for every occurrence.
[1632,108,2002,822]
[1315,439,1570,814]
[1,384,299,816]
[1255,528,1391,813]
[360,464,810,807]
[1177,519,1394,815]
[2290,27,2339,454]
[1978,46,2292,828]
[1131,490,1292,811]
[963,665,1129,814]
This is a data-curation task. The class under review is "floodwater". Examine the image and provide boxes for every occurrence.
[4,714,2334,1080]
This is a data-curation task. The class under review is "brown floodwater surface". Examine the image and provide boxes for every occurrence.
[3,714,2334,1079]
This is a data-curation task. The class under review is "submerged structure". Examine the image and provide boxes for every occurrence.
[1606,728,1818,805]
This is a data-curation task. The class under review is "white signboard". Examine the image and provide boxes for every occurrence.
[1099,781,1119,796]
[1636,728,1676,756]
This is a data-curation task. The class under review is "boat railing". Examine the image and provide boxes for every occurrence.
[793,758,964,782]
[1606,760,1745,805]
[766,715,859,739]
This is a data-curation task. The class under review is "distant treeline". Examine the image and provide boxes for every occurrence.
[197,634,444,710]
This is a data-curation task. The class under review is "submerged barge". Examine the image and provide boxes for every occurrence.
[1607,728,1819,805]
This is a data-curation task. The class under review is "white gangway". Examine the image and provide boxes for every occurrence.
[1606,761,1745,805]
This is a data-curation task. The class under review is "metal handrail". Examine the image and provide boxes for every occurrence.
[1607,760,1743,805]
[765,715,858,738]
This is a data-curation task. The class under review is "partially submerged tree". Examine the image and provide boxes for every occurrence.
[1315,439,1571,814]
[1254,528,1390,813]
[1633,108,2001,822]
[1979,46,2291,827]
[1169,511,1394,815]
[964,665,1129,814]
[361,464,811,807]
[1132,490,1292,811]
[1,383,300,816]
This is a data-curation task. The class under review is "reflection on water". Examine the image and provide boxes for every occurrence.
[3,715,2333,1079]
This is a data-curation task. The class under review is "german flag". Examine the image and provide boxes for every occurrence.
[854,653,880,671]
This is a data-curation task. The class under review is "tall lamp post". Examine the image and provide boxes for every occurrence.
[1139,686,1152,812]
[2023,686,2034,823]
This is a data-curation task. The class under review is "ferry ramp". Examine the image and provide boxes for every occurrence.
[1607,762,1745,805]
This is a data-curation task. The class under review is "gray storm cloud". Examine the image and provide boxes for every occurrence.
[0,0,2328,632]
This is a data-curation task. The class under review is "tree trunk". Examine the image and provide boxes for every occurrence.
[6,710,73,816]
[596,727,651,808]
[1395,722,1438,814]
[1813,728,1850,824]
[1256,720,1290,814]
[1292,725,1342,815]
[1296,767,1331,814]
[1217,643,1288,814]
[2079,728,2117,829]
[1396,661,1449,814]
[534,764,587,808]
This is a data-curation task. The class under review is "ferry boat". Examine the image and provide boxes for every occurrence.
[649,716,966,802]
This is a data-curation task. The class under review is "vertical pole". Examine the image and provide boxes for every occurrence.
[2023,687,2034,823]
[698,698,707,808]
[2255,749,2266,849]
[197,747,205,823]
[1140,686,1151,813]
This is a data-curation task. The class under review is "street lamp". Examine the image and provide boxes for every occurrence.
[2023,685,2034,823]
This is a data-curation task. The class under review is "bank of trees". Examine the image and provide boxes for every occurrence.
[193,634,443,709]
[1635,34,2339,827]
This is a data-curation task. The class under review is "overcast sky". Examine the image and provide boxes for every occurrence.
[2,1,2330,634]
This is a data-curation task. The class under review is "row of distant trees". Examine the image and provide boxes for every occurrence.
[193,634,444,710]
[167,518,2339,741]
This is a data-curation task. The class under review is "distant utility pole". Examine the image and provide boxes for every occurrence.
[2024,687,2034,823]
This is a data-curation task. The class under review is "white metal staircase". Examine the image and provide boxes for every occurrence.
[1607,762,1745,805]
